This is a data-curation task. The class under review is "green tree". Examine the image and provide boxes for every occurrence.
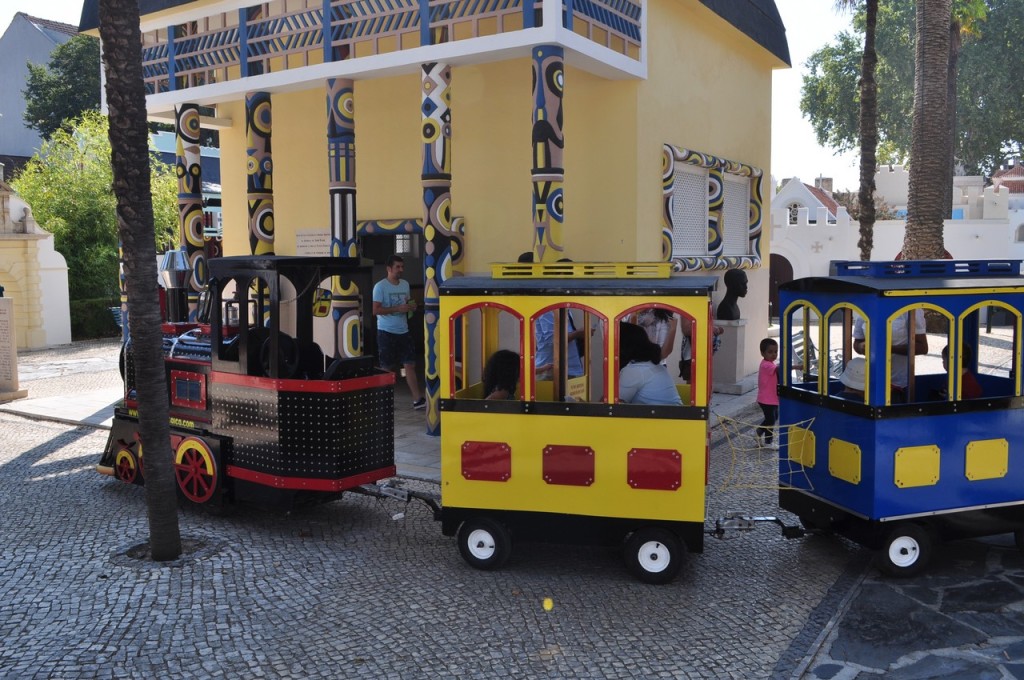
[98,0,181,561]
[834,0,880,262]
[905,0,952,260]
[11,111,177,301]
[802,0,1008,177]
[22,35,101,139]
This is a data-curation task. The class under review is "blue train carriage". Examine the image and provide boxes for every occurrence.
[778,259,1024,576]
[97,256,397,508]
[437,261,718,583]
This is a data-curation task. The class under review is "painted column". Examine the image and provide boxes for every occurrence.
[175,103,205,318]
[246,91,275,256]
[421,62,459,435]
[326,78,362,359]
[531,46,565,262]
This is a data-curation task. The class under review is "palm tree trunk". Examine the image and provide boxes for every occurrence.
[904,0,952,261]
[98,0,181,560]
[943,20,962,218]
[857,0,878,261]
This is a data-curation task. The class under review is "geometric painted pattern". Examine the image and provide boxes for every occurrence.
[139,0,640,95]
[421,62,456,435]
[531,45,565,262]
[327,77,362,360]
[571,0,641,40]
[246,92,275,256]
[662,143,763,273]
[175,103,206,320]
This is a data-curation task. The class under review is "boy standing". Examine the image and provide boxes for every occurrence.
[756,338,779,449]
[372,255,425,409]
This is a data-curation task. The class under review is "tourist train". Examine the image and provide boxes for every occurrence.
[98,256,1024,582]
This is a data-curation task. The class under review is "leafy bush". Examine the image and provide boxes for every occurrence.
[11,111,178,301]
[70,298,122,340]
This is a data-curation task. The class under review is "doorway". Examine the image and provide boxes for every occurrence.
[361,232,426,377]
[769,254,793,325]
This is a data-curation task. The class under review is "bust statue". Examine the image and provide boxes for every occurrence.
[717,269,748,321]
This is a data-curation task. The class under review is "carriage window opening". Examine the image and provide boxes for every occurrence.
[826,307,863,402]
[617,307,693,407]
[958,305,1019,399]
[785,304,821,391]
[532,306,603,403]
[450,307,523,400]
[884,307,946,405]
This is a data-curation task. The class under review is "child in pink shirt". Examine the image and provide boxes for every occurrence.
[756,338,779,449]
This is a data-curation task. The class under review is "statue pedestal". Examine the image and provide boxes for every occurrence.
[712,319,757,395]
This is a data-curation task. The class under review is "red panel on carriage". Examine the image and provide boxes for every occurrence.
[461,441,511,482]
[627,448,682,490]
[542,445,595,486]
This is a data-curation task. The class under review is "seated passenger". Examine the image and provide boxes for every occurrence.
[837,357,866,400]
[940,344,982,400]
[484,349,520,400]
[618,322,683,406]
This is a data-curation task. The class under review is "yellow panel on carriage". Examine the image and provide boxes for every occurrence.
[965,439,1009,481]
[441,410,707,523]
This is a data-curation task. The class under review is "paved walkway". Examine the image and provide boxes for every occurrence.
[2,339,1024,678]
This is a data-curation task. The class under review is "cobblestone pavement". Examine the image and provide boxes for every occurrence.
[0,405,862,679]
[3,340,1024,678]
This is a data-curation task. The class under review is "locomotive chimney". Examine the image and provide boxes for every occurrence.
[158,247,193,323]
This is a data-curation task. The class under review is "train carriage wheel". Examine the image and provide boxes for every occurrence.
[624,528,684,585]
[114,448,138,485]
[174,437,218,504]
[877,523,932,578]
[457,518,512,570]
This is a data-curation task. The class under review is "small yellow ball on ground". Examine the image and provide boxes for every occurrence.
[542,597,554,611]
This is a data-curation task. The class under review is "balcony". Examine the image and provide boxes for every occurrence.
[140,0,644,106]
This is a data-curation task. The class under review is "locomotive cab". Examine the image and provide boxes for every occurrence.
[100,255,397,508]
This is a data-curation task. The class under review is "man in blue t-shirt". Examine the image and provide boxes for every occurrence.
[372,255,425,409]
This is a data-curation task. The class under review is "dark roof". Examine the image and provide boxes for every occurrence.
[81,0,791,67]
[20,13,79,37]
[699,0,790,66]
[79,1,196,32]
[805,184,840,216]
[992,164,1024,193]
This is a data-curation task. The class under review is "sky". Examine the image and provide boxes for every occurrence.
[1,0,860,190]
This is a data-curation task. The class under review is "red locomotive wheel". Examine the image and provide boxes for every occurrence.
[114,448,138,484]
[174,437,218,504]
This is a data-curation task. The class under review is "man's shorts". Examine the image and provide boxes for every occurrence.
[377,330,416,369]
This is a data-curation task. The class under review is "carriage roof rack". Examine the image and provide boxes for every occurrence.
[492,262,674,279]
[830,259,1023,278]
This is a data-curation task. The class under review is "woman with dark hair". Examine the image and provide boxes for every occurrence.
[618,322,682,405]
[484,349,521,400]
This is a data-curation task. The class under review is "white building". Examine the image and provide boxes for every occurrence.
[769,165,1019,319]
[0,13,78,178]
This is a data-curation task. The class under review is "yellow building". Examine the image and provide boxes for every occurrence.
[80,0,790,430]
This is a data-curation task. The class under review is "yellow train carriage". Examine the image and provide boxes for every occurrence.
[438,262,718,583]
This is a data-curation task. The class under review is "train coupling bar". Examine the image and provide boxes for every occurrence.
[709,512,805,540]
[355,480,442,519]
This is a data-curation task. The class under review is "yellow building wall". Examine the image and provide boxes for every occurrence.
[450,60,533,270]
[217,76,425,257]
[213,0,779,295]
[634,0,781,379]
[0,238,48,348]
